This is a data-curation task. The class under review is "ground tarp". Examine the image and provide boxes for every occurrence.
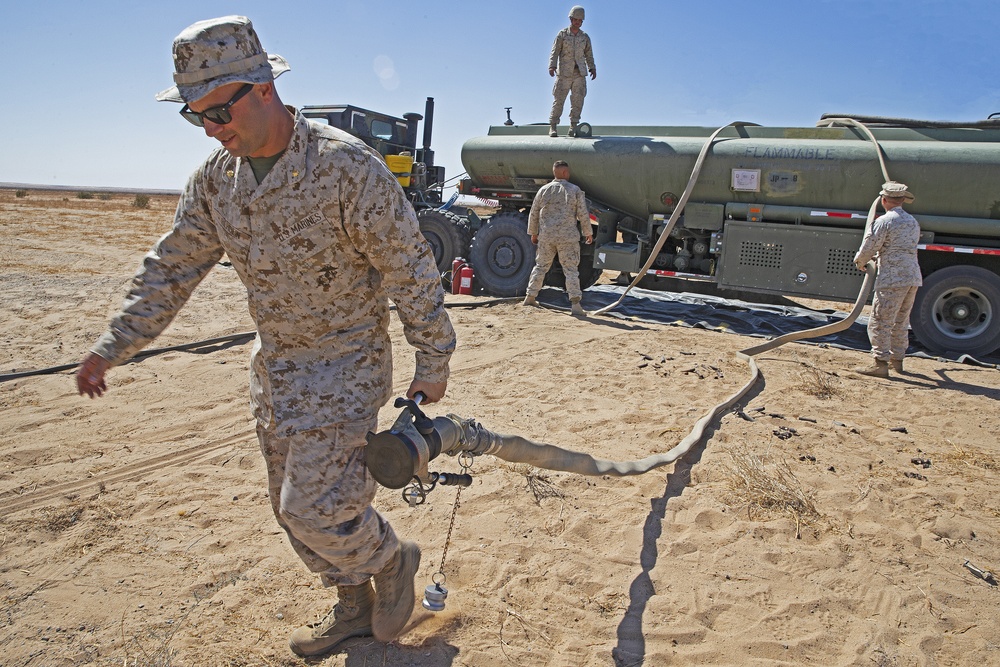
[538,284,999,366]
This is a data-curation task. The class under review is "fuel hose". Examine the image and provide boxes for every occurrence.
[435,119,891,476]
[427,262,875,478]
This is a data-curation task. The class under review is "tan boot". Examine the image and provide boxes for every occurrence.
[522,294,537,306]
[570,299,585,316]
[372,540,421,642]
[549,124,558,138]
[853,359,889,378]
[568,125,578,138]
[289,582,375,657]
[889,359,904,373]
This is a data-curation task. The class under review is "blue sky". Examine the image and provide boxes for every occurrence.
[1,0,996,191]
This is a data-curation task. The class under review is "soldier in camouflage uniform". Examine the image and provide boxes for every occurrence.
[852,181,922,378]
[523,161,593,315]
[548,5,596,138]
[75,16,456,658]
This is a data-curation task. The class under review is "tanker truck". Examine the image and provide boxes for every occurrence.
[453,115,1000,358]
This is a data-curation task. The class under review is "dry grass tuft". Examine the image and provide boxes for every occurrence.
[797,362,843,400]
[941,442,999,472]
[724,445,819,537]
[524,471,565,505]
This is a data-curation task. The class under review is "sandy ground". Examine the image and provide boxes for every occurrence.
[2,189,999,667]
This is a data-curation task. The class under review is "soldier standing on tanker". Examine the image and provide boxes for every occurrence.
[522,160,593,315]
[852,181,922,378]
[74,16,456,658]
[548,5,596,138]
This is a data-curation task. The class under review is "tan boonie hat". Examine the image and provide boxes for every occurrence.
[155,15,289,104]
[880,181,915,202]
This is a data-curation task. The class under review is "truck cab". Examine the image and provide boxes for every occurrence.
[301,99,445,209]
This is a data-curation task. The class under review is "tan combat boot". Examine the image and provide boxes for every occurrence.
[289,581,375,657]
[853,359,889,378]
[549,124,558,138]
[570,299,585,316]
[889,359,904,373]
[568,124,578,138]
[522,294,538,306]
[372,540,421,642]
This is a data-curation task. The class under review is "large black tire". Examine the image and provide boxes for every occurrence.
[418,209,468,274]
[468,212,535,297]
[911,265,1000,357]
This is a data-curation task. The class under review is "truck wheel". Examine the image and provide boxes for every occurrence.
[911,265,1000,358]
[468,212,535,297]
[418,209,467,274]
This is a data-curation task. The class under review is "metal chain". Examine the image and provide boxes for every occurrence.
[436,484,462,575]
[436,457,473,576]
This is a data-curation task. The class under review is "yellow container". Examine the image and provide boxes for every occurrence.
[385,154,414,187]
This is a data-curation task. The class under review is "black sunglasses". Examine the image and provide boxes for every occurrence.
[179,83,254,127]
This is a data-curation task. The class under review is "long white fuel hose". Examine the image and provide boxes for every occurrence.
[591,117,887,317]
[449,262,875,476]
[589,121,758,317]
[453,118,891,476]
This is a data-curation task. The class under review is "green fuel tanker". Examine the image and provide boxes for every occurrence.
[456,114,1000,358]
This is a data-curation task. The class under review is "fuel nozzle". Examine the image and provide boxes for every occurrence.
[366,395,467,489]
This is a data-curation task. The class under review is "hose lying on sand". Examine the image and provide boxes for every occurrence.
[407,117,892,479]
[421,263,875,477]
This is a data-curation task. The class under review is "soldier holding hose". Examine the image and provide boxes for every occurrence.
[75,15,455,658]
[853,181,922,377]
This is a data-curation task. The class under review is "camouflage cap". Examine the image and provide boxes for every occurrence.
[155,16,289,104]
[880,181,915,202]
[569,5,585,19]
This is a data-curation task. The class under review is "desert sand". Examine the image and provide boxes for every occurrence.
[2,189,999,667]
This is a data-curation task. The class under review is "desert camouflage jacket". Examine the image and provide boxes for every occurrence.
[854,207,923,289]
[93,111,455,435]
[527,179,589,239]
[549,27,595,78]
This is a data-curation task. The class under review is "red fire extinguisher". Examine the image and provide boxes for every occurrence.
[451,257,474,295]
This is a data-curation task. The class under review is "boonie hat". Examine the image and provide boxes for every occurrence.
[879,181,915,202]
[155,15,289,104]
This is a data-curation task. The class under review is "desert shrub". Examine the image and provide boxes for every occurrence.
[132,194,151,209]
[724,445,819,537]
[15,189,27,198]
[98,193,112,201]
[77,191,94,200]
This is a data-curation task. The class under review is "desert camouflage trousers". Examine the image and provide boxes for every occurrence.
[868,285,919,361]
[527,233,583,301]
[258,418,399,586]
[550,73,588,126]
